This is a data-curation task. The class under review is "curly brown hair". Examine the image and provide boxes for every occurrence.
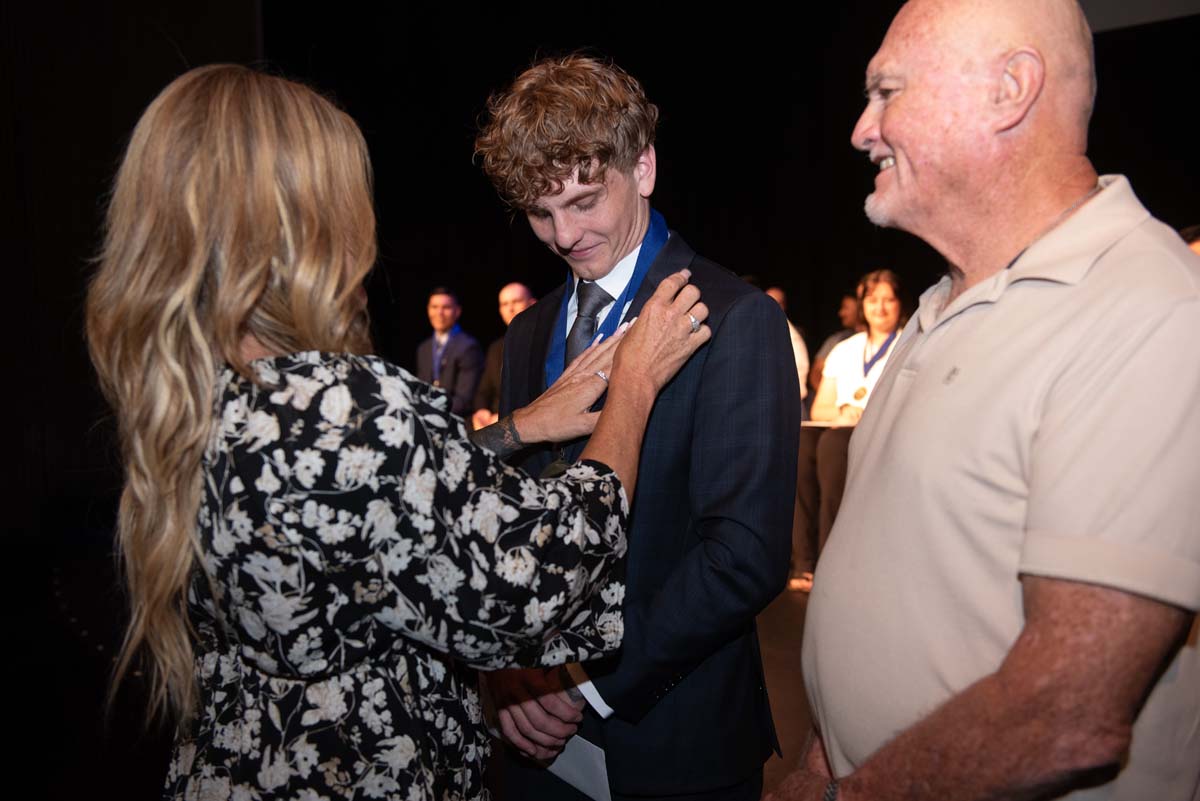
[475,53,658,209]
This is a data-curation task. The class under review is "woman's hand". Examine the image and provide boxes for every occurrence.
[510,328,627,444]
[609,269,711,395]
[834,404,863,426]
[577,270,709,498]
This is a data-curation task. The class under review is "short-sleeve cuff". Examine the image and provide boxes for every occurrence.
[1021,531,1200,611]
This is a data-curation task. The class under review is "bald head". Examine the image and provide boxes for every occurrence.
[897,0,1094,142]
[498,282,535,326]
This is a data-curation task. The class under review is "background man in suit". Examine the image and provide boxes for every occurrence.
[416,286,484,416]
[475,54,799,801]
[472,282,535,430]
[772,1,1200,799]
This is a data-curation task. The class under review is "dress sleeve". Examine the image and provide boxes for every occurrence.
[216,354,628,676]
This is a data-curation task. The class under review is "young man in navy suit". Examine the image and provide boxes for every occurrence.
[415,286,483,416]
[475,54,800,801]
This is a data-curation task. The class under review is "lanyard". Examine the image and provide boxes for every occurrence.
[543,209,669,388]
[431,325,459,383]
[862,328,898,377]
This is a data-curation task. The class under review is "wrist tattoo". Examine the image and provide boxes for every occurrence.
[558,666,585,704]
[468,414,525,457]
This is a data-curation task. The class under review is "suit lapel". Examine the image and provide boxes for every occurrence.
[528,283,566,400]
[559,233,696,463]
[624,232,697,321]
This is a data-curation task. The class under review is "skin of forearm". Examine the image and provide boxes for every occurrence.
[810,379,838,422]
[835,670,1126,801]
[578,377,657,501]
[833,579,1189,801]
[469,375,657,499]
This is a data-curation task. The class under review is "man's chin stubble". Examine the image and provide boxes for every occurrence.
[864,194,891,228]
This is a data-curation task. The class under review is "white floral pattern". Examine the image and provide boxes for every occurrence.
[166,352,628,800]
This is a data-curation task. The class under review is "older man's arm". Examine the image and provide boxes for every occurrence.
[771,576,1193,801]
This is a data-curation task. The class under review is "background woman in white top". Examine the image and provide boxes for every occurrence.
[790,269,905,592]
[810,269,905,425]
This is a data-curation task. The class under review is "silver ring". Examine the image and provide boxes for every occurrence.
[687,313,701,333]
[594,370,609,384]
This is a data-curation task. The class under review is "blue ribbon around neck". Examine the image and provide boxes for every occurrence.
[543,209,669,389]
[862,328,898,377]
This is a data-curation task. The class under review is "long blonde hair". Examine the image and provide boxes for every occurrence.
[86,64,376,723]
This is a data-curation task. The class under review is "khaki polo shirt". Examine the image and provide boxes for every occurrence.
[802,175,1200,800]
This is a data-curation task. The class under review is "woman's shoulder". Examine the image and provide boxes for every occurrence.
[218,351,449,419]
[827,331,867,360]
[210,350,459,461]
[248,351,408,382]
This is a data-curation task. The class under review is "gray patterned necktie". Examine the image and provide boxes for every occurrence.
[565,281,614,365]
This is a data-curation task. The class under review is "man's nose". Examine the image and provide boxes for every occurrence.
[851,105,878,153]
[553,213,582,253]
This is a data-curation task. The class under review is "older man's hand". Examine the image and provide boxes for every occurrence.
[485,667,587,761]
[762,770,829,801]
[764,728,835,800]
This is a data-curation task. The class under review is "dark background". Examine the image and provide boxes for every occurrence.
[5,2,1198,798]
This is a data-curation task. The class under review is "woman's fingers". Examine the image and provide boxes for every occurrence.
[562,325,625,380]
[667,282,702,316]
[573,336,619,379]
[646,268,691,307]
[685,301,709,325]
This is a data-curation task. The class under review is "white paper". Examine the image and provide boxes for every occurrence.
[547,735,611,801]
[479,677,611,801]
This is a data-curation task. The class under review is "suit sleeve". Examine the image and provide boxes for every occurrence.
[590,291,800,722]
[449,338,485,416]
[473,341,503,413]
[415,341,430,385]
[498,319,526,418]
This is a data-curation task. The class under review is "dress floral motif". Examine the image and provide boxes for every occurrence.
[165,352,627,801]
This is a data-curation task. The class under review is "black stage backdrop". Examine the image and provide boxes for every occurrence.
[5,3,1198,798]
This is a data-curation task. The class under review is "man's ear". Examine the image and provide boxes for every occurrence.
[634,145,657,198]
[993,48,1045,133]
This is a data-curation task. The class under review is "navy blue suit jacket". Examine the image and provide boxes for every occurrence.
[416,327,484,417]
[498,233,799,795]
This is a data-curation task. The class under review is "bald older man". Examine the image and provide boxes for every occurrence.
[472,282,535,430]
[772,2,1200,800]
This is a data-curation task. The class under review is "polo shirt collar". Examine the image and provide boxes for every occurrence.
[916,174,1149,333]
[1009,174,1149,286]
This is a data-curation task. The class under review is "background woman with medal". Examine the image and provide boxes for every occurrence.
[810,268,905,424]
[790,269,905,592]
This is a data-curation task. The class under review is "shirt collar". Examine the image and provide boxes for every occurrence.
[916,175,1149,332]
[434,324,460,346]
[580,243,642,301]
[1009,174,1149,285]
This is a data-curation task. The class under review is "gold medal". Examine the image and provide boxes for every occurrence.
[853,386,867,401]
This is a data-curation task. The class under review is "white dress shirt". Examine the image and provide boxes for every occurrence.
[565,243,641,338]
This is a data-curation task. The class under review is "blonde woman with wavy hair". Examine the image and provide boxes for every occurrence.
[86,64,709,800]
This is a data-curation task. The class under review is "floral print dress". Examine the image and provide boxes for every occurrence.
[165,352,627,801]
